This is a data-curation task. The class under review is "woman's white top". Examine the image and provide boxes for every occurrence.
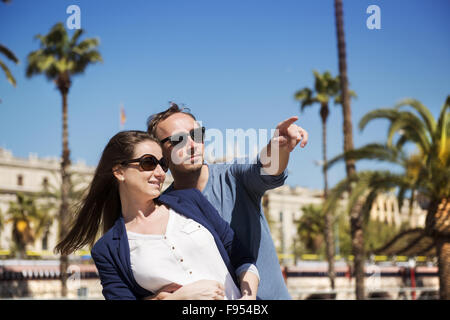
[127,208,259,300]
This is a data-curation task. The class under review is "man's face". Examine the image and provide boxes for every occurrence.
[155,113,205,174]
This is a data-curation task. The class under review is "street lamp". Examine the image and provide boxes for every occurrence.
[408,258,416,300]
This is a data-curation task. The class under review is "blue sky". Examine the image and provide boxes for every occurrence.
[1,0,449,190]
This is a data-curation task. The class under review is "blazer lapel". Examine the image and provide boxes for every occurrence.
[158,191,213,233]
[158,193,197,221]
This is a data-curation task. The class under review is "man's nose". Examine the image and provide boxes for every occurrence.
[186,135,196,149]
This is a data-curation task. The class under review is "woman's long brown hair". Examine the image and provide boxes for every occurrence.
[54,130,159,256]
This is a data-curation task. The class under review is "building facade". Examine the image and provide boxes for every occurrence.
[263,185,427,266]
[0,148,427,262]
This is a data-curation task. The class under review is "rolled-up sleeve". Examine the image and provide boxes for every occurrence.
[236,263,260,281]
[230,156,288,197]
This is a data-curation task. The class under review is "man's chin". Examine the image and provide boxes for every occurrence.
[174,162,204,173]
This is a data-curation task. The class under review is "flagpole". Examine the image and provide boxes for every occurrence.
[119,102,124,131]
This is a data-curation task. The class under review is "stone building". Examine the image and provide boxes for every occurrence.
[0,148,93,254]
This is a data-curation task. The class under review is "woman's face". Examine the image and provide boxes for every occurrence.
[117,140,166,200]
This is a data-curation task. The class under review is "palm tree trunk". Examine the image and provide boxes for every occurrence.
[425,198,450,300]
[321,104,335,290]
[436,236,450,300]
[58,74,71,298]
[334,0,363,299]
[350,199,365,299]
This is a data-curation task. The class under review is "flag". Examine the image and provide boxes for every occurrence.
[120,105,126,127]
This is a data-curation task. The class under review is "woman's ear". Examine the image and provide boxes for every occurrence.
[112,164,125,182]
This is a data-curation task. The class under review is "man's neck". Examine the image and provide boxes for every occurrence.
[172,164,209,192]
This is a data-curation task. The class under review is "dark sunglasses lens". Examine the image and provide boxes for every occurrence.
[190,127,205,143]
[170,134,185,146]
[160,158,169,172]
[140,157,158,171]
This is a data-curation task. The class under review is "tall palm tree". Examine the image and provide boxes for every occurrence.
[295,70,356,290]
[294,71,337,259]
[26,22,102,297]
[326,96,450,299]
[334,0,362,299]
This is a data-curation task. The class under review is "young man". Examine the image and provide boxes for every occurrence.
[147,103,308,300]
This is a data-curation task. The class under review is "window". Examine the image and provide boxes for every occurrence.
[42,234,48,251]
[17,174,23,186]
[43,177,49,190]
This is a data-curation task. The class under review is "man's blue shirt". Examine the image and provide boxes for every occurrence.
[166,158,291,300]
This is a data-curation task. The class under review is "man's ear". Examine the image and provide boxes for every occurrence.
[112,164,125,182]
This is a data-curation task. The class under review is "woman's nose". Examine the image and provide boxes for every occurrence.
[153,164,166,177]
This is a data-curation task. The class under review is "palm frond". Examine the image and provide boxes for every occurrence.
[69,29,84,48]
[26,49,56,77]
[72,38,100,54]
[326,143,404,172]
[395,98,436,135]
[323,175,354,215]
[334,89,357,105]
[294,87,314,110]
[71,50,102,74]
[359,108,400,131]
[0,60,16,86]
[435,96,450,165]
[0,44,19,64]
[386,113,431,153]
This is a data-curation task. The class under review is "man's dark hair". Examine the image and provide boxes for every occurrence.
[147,102,196,140]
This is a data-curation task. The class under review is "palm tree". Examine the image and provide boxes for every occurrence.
[334,0,362,299]
[294,70,356,290]
[6,193,53,259]
[326,96,450,299]
[26,22,102,297]
[296,204,326,255]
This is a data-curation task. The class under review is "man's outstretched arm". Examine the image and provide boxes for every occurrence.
[260,116,308,176]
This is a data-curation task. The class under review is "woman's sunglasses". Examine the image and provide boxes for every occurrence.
[121,154,169,172]
[160,126,205,147]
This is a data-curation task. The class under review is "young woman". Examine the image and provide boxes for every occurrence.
[55,130,259,300]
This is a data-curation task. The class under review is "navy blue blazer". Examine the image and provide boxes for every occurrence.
[90,188,256,300]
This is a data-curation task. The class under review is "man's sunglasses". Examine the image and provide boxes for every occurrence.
[160,127,206,147]
[121,154,169,172]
